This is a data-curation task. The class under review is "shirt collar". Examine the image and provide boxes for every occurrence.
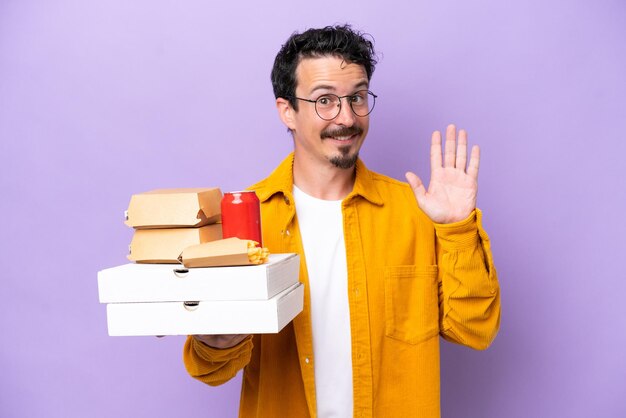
[254,153,384,207]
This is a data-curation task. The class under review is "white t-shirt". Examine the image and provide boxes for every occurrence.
[293,185,353,418]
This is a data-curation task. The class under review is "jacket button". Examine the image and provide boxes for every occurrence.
[284,196,290,205]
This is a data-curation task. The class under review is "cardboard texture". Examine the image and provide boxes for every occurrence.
[125,188,222,229]
[128,223,223,263]
[105,283,304,336]
[179,237,254,267]
[98,253,300,302]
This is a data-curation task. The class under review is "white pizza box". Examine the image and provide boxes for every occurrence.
[105,283,304,336]
[98,253,300,303]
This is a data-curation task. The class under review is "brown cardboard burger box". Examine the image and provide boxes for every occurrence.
[125,187,222,229]
[179,237,263,268]
[128,223,223,263]
[97,254,303,336]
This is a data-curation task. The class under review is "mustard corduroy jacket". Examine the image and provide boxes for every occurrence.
[184,153,501,418]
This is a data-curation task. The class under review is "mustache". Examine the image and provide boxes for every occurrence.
[320,126,363,139]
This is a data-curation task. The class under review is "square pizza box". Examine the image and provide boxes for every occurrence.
[125,188,222,229]
[105,283,304,336]
[98,253,300,303]
[128,223,223,263]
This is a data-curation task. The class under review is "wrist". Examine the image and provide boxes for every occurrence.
[434,209,480,250]
[193,334,250,350]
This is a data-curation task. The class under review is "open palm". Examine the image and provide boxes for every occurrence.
[405,125,479,224]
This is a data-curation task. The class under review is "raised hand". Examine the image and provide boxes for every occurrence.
[405,124,479,224]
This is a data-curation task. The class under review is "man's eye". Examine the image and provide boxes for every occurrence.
[317,96,331,106]
[350,95,364,104]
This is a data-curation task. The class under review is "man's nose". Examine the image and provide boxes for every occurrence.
[334,98,356,126]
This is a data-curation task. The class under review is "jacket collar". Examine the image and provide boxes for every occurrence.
[255,153,384,206]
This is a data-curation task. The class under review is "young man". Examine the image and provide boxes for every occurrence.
[184,25,500,418]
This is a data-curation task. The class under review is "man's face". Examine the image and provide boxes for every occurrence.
[284,55,370,170]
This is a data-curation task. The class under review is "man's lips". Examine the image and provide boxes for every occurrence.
[327,134,356,141]
[321,127,363,141]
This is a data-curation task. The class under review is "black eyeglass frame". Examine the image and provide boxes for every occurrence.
[287,89,378,121]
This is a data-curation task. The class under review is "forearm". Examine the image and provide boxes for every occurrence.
[183,335,254,386]
[435,209,501,349]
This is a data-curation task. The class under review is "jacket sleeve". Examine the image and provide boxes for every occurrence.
[183,335,254,386]
[434,209,501,350]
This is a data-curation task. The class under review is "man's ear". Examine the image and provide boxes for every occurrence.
[276,98,296,131]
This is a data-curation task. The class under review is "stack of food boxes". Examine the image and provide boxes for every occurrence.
[125,188,224,263]
[97,188,303,336]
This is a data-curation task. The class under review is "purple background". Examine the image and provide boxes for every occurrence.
[1,0,624,417]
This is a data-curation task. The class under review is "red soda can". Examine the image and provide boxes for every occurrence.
[221,191,262,246]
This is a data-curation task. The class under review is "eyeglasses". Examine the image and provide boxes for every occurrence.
[289,90,377,121]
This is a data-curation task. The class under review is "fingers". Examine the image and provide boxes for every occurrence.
[430,131,442,170]
[428,124,478,176]
[405,172,427,202]
[444,124,456,168]
[456,129,468,170]
[467,145,480,180]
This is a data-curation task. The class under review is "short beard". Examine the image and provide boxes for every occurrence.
[329,146,358,169]
[322,126,362,169]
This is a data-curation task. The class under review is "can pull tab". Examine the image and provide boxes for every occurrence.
[183,301,199,311]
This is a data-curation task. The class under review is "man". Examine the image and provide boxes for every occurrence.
[184,25,500,418]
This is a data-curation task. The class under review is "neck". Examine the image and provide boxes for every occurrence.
[292,154,356,200]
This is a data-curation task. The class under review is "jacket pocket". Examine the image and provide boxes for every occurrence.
[384,265,439,344]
